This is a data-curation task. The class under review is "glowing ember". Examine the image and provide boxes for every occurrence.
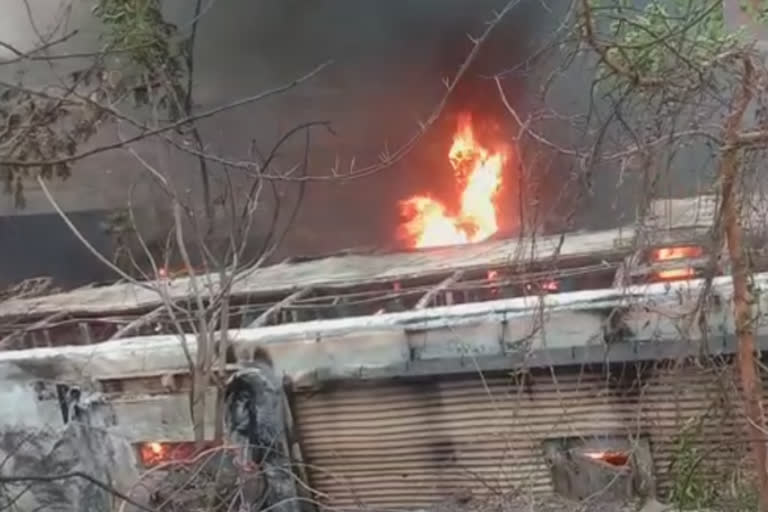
[137,441,219,467]
[139,441,169,467]
[399,114,508,248]
[655,267,696,281]
[648,245,703,281]
[650,245,704,262]
[582,451,630,467]
[541,279,559,292]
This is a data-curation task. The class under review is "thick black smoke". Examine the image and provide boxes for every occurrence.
[2,0,679,287]
[170,0,595,255]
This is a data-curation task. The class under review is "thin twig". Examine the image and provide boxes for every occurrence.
[0,472,156,512]
[36,176,157,293]
[108,306,165,340]
[173,201,213,443]
[414,271,464,310]
[143,0,521,183]
[248,287,314,328]
[0,30,79,64]
[3,62,332,168]
[0,311,67,348]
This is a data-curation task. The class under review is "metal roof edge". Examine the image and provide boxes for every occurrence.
[0,226,640,318]
[0,271,762,387]
[291,332,756,389]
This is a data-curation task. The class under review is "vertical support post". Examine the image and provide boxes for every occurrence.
[78,322,93,344]
[43,328,52,347]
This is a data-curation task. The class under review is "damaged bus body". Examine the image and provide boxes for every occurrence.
[1,195,767,510]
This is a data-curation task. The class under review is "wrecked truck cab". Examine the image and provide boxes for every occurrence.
[0,380,143,512]
[0,359,300,512]
[128,366,300,512]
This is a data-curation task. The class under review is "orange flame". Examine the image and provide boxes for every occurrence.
[650,245,703,262]
[582,451,630,467]
[400,114,507,248]
[655,267,696,281]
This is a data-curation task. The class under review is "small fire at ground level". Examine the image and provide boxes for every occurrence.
[398,113,513,248]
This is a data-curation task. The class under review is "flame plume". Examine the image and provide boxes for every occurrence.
[399,114,508,248]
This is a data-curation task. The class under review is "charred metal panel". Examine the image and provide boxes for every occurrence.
[406,322,503,360]
[0,382,64,428]
[0,225,639,318]
[1,272,768,386]
[498,309,608,350]
[264,330,409,383]
[0,389,141,512]
[106,389,218,442]
[292,366,745,510]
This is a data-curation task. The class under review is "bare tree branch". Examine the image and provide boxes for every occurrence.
[1,61,332,168]
[145,0,522,183]
[0,472,156,512]
[0,30,79,64]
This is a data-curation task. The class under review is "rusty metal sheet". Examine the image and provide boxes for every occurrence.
[292,365,745,509]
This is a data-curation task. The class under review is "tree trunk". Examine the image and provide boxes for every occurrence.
[722,144,768,509]
[191,359,207,444]
[720,57,768,510]
[173,202,212,445]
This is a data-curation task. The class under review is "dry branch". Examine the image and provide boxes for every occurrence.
[720,57,768,510]
[414,271,464,310]
[0,311,67,348]
[1,62,331,169]
[150,0,523,183]
[0,472,156,512]
[249,287,314,328]
[109,306,165,340]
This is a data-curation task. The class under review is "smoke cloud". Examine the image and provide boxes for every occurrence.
[1,0,705,286]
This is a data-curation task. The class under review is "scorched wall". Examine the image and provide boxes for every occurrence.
[292,364,747,509]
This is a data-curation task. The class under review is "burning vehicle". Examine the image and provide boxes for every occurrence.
[0,193,766,510]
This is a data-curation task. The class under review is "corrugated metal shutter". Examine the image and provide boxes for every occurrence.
[292,364,748,509]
